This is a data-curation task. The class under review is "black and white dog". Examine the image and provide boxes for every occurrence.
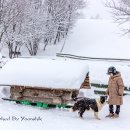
[70,96,107,120]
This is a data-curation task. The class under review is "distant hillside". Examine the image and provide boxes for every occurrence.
[63,19,130,59]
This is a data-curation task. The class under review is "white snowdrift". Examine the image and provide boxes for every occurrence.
[0,58,89,89]
[63,19,130,59]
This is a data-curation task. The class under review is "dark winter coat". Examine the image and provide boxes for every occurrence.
[106,72,124,105]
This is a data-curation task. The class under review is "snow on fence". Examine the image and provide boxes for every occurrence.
[56,53,130,62]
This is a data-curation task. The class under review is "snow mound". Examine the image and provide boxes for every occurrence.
[0,58,89,89]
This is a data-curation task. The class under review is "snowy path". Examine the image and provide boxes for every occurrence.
[0,96,130,130]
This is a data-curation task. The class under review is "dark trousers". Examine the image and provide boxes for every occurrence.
[109,105,120,115]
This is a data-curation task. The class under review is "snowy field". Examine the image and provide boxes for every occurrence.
[62,19,130,59]
[0,89,130,130]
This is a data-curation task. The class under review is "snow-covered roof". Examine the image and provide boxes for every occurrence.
[63,19,130,59]
[0,58,89,89]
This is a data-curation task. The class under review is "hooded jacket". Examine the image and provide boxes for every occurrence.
[106,72,124,105]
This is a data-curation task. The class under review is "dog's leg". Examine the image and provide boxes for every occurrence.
[69,108,73,112]
[78,108,85,118]
[94,112,101,120]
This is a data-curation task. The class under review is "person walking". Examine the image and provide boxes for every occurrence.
[106,66,124,118]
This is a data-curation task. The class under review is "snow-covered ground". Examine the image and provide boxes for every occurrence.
[0,58,130,130]
[41,19,130,57]
[0,88,130,130]
[63,19,130,59]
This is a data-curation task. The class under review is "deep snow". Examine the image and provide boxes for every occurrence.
[0,58,89,89]
[0,89,130,130]
[0,58,130,130]
[63,19,130,59]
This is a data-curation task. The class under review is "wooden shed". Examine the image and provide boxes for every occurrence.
[0,58,90,106]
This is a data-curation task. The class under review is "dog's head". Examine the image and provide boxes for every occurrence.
[100,96,108,104]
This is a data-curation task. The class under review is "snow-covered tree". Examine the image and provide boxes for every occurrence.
[22,0,44,56]
[106,0,130,34]
[0,0,87,57]
[43,0,86,51]
[0,0,26,58]
[1,0,44,57]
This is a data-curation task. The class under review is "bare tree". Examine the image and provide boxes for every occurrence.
[105,0,130,34]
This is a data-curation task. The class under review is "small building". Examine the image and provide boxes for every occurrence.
[0,58,90,105]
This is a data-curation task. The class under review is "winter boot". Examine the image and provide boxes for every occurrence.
[105,113,114,118]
